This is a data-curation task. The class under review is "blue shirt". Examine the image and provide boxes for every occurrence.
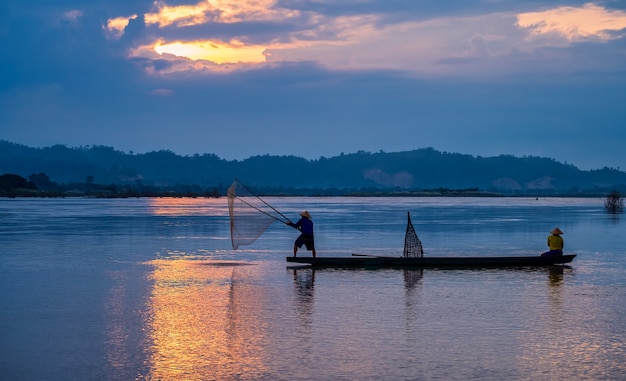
[292,217,314,235]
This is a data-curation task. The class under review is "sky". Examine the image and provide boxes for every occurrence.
[1,1,626,170]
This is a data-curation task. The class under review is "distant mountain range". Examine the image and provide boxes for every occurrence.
[1,140,625,195]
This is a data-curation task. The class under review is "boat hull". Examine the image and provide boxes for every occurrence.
[286,254,576,268]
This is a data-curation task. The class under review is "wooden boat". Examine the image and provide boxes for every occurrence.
[286,254,576,269]
[287,212,576,269]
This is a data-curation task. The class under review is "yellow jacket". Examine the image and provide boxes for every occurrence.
[548,234,564,251]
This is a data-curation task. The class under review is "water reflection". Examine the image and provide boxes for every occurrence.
[548,266,565,285]
[104,264,153,380]
[290,267,316,354]
[515,265,626,379]
[142,259,269,380]
[291,268,315,304]
[403,269,424,290]
[547,266,565,325]
[606,212,622,224]
[104,269,135,379]
[148,197,226,216]
[8,196,626,380]
[403,269,423,343]
[290,267,423,291]
[291,267,315,322]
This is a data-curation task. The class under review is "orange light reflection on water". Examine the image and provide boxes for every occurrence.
[144,259,269,380]
[148,197,227,217]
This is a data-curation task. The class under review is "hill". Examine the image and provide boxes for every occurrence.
[1,140,625,196]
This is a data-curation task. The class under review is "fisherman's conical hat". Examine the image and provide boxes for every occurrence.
[550,227,563,235]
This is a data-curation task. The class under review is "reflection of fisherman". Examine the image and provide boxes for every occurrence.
[542,227,564,257]
[287,211,316,258]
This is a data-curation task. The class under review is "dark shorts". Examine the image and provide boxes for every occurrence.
[295,233,315,250]
[542,250,563,257]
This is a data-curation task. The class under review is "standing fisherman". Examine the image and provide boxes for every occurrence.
[287,211,316,258]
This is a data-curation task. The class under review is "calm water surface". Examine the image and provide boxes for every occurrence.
[1,197,626,380]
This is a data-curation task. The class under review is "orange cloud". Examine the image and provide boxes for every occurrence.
[144,0,299,27]
[105,15,138,39]
[118,1,626,76]
[154,39,267,64]
[517,3,626,42]
[118,0,304,71]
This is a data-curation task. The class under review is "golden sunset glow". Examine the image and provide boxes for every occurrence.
[148,197,226,216]
[114,0,626,75]
[144,1,209,27]
[517,3,626,41]
[145,259,269,379]
[144,0,299,27]
[154,39,267,64]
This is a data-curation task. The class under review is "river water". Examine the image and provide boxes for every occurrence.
[1,197,625,380]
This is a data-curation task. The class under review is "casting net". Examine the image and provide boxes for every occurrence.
[227,179,289,250]
[403,211,424,258]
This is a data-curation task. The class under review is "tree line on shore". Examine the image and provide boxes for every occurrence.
[2,141,626,197]
[0,173,221,198]
[0,172,621,200]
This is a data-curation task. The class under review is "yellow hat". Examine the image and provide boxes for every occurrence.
[300,211,311,219]
[550,227,563,235]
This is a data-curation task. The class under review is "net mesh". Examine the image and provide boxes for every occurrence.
[227,180,286,250]
[403,211,424,258]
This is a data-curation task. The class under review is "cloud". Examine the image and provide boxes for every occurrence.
[150,88,175,96]
[62,10,83,23]
[517,3,626,43]
[143,0,300,27]
[102,1,626,77]
[2,0,626,171]
[154,39,268,64]
[106,15,139,40]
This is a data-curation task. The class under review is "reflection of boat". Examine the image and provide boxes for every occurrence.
[286,254,576,268]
